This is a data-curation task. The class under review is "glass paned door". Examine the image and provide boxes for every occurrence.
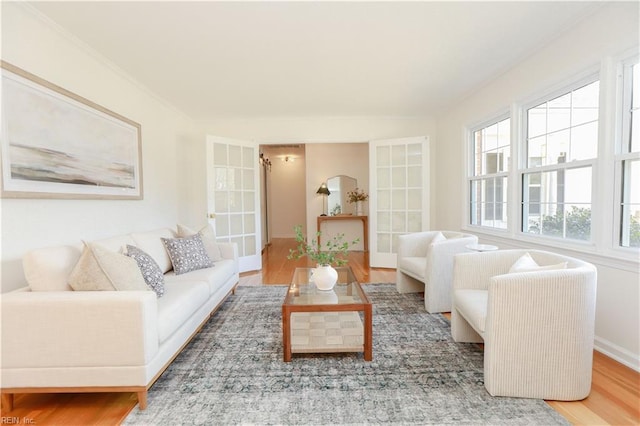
[369,137,430,268]
[207,136,261,272]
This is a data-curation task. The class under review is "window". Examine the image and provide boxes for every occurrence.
[522,80,599,241]
[469,117,510,229]
[619,60,640,248]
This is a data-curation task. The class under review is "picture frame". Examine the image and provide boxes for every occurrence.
[1,61,143,199]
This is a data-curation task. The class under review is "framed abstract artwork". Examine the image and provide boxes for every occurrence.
[1,61,143,199]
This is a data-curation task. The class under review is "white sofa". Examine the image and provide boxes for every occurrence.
[0,227,239,411]
[396,231,478,313]
[451,249,597,400]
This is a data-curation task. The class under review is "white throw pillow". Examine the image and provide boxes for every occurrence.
[130,228,176,273]
[430,232,447,245]
[23,245,82,291]
[68,243,150,292]
[509,252,568,273]
[177,223,223,262]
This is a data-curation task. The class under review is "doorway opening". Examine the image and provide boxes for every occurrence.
[259,144,307,251]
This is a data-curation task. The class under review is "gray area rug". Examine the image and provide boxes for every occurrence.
[124,284,569,425]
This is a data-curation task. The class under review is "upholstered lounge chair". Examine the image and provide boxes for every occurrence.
[451,249,597,400]
[396,231,478,313]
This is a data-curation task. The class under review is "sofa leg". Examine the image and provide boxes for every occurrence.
[1,393,14,412]
[137,390,148,410]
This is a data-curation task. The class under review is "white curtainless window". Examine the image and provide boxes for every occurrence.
[521,79,599,241]
[469,117,510,230]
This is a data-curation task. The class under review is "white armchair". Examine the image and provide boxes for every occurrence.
[451,249,597,400]
[396,231,478,313]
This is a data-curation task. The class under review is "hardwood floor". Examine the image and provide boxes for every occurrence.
[1,238,637,425]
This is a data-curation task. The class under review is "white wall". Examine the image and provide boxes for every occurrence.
[1,4,200,292]
[435,3,640,370]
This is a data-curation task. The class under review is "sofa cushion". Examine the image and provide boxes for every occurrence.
[398,256,426,280]
[157,280,210,343]
[165,259,236,294]
[162,234,214,275]
[454,289,488,336]
[509,252,568,273]
[68,243,150,292]
[177,223,223,262]
[130,228,176,273]
[125,245,165,297]
[23,245,81,291]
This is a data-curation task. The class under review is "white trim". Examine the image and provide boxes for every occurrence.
[595,336,640,373]
[517,66,601,114]
[461,228,639,273]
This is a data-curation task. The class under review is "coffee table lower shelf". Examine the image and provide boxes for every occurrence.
[290,312,364,354]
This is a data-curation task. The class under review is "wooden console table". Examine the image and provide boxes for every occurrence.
[317,215,368,252]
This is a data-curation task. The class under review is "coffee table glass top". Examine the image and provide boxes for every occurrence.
[284,267,369,306]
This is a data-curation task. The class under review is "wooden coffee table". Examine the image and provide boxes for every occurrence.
[282,267,373,362]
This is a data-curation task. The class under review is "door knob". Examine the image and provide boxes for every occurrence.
[208,213,216,219]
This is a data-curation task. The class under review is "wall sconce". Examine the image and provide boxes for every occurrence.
[316,182,330,216]
[259,152,272,171]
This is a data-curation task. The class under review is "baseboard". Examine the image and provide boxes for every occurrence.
[594,336,640,372]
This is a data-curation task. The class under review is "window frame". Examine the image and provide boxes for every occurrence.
[614,56,640,250]
[467,113,511,232]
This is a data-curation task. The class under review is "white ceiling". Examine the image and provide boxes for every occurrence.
[29,1,605,121]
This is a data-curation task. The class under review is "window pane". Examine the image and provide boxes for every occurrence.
[528,105,547,138]
[547,94,571,133]
[483,123,498,152]
[621,159,640,247]
[497,119,510,148]
[570,121,599,161]
[522,168,591,241]
[547,129,570,164]
[474,118,510,175]
[632,110,640,153]
[628,63,639,153]
[470,177,507,228]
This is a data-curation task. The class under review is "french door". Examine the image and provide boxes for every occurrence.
[369,136,430,268]
[206,135,261,272]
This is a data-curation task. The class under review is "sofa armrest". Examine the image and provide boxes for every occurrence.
[0,291,159,369]
[423,235,478,312]
[428,235,478,285]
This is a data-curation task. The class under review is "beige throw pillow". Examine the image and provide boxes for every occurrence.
[68,243,150,292]
[509,252,568,273]
[177,223,223,262]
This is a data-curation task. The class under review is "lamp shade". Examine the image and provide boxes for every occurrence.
[316,183,330,195]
